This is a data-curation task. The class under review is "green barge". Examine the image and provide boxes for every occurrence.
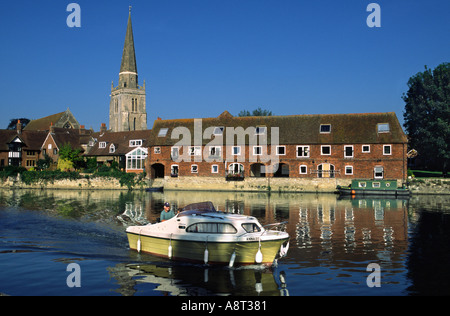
[337,179,410,197]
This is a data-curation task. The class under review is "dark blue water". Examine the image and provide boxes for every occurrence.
[1,189,449,296]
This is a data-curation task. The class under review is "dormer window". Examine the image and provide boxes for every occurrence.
[109,144,115,153]
[320,124,331,133]
[129,139,142,147]
[99,142,106,148]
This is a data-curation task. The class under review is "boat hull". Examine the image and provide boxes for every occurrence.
[337,187,410,196]
[127,232,289,266]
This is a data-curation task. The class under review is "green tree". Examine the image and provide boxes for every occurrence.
[238,107,273,117]
[58,143,85,171]
[403,62,450,175]
[36,154,53,171]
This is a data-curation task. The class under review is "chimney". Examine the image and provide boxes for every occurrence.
[79,125,85,135]
[16,120,22,134]
[100,123,107,133]
[50,122,54,134]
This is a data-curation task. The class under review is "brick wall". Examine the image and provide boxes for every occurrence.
[147,142,407,182]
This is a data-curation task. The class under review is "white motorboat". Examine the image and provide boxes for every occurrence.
[126,201,290,266]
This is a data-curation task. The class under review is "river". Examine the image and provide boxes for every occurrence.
[0,189,449,296]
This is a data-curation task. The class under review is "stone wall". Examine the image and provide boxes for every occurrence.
[150,176,351,193]
[0,175,128,190]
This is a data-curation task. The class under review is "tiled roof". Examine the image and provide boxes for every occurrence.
[86,129,151,156]
[0,130,47,151]
[24,109,80,131]
[149,112,407,146]
[48,128,89,151]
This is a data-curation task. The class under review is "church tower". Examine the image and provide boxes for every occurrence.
[109,8,147,132]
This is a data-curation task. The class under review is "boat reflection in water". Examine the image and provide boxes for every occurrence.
[108,262,289,296]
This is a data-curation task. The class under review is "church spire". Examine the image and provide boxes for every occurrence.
[120,7,137,76]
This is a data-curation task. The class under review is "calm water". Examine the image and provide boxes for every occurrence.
[0,188,449,296]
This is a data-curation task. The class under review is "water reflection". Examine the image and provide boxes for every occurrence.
[1,188,449,295]
[108,263,289,296]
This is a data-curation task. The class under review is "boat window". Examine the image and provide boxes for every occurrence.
[358,182,366,188]
[186,222,237,234]
[242,223,261,233]
[373,182,380,188]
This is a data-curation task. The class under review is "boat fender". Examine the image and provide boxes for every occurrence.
[137,230,142,253]
[279,241,290,258]
[204,236,209,264]
[168,234,173,259]
[229,250,236,268]
[255,239,263,264]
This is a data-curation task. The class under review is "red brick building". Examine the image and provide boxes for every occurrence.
[146,111,408,184]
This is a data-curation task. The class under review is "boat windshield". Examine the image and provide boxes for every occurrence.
[242,223,261,233]
[178,201,217,217]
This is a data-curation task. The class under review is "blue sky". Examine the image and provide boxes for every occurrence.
[0,0,449,131]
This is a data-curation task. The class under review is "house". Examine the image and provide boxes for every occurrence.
[146,111,408,186]
[85,125,151,173]
[40,124,93,168]
[0,121,47,169]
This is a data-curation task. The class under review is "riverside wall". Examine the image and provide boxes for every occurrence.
[1,174,448,195]
[152,176,350,193]
[0,175,130,190]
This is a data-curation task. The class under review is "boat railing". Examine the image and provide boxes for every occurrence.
[261,221,288,235]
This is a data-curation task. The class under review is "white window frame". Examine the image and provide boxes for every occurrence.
[344,145,354,158]
[374,166,384,179]
[129,139,143,147]
[345,165,353,175]
[299,165,308,174]
[189,146,202,156]
[320,124,331,133]
[276,145,286,156]
[171,164,179,177]
[154,147,161,154]
[99,142,106,149]
[171,146,180,160]
[191,164,198,173]
[362,145,371,153]
[109,144,115,154]
[232,146,241,156]
[211,164,219,173]
[296,145,310,158]
[253,146,262,156]
[125,147,148,171]
[209,146,221,157]
[321,145,331,155]
[383,145,392,155]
